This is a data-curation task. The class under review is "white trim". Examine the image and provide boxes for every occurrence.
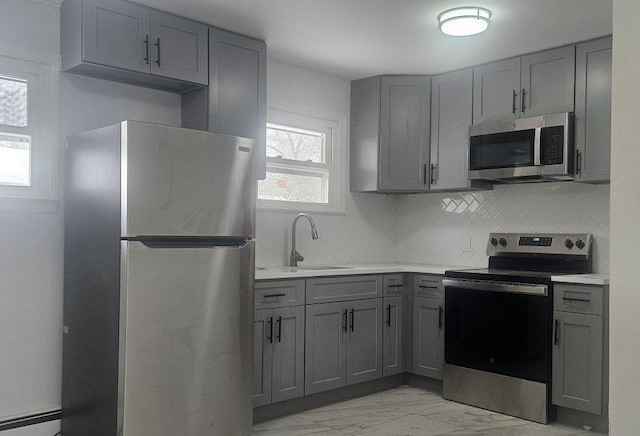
[25,0,63,8]
[258,100,347,215]
[0,197,59,214]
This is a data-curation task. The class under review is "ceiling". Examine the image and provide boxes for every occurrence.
[137,0,613,80]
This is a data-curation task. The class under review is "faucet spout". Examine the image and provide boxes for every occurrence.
[290,213,319,266]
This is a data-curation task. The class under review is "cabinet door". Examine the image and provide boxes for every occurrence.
[521,45,575,117]
[305,302,347,395]
[412,297,445,379]
[383,296,404,377]
[346,299,383,385]
[253,309,273,407]
[430,68,475,190]
[150,11,208,85]
[209,28,267,179]
[552,311,603,414]
[473,58,520,123]
[574,37,612,183]
[379,76,431,191]
[271,306,305,403]
[82,0,150,73]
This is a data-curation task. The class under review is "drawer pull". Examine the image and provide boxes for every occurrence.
[562,297,591,303]
[263,293,286,298]
[418,285,437,289]
[387,284,404,288]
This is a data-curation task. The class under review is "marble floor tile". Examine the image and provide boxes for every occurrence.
[252,386,608,436]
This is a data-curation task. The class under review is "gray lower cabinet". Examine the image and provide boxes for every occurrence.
[254,306,305,407]
[383,296,404,376]
[552,284,607,415]
[61,0,208,91]
[412,296,444,380]
[473,46,575,123]
[430,68,491,191]
[574,37,612,183]
[182,28,267,179]
[305,299,383,395]
[350,75,431,192]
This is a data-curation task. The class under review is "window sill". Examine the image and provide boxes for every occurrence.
[257,200,345,216]
[0,196,60,214]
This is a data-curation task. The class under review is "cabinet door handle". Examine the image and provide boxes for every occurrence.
[438,306,443,329]
[512,90,518,114]
[277,316,282,342]
[430,163,436,185]
[554,319,560,345]
[521,88,526,113]
[562,297,591,303]
[343,309,348,332]
[263,293,286,298]
[576,150,582,175]
[143,35,150,64]
[268,316,273,344]
[423,163,428,185]
[155,37,161,67]
[350,308,355,332]
[387,304,392,326]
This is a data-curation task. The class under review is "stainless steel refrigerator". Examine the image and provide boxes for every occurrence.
[62,121,256,435]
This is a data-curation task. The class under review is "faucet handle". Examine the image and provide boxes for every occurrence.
[294,250,304,262]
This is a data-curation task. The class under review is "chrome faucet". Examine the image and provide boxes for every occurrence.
[289,213,319,266]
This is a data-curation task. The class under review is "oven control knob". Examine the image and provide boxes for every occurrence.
[576,239,586,250]
[565,239,574,249]
[499,238,507,247]
[490,237,499,247]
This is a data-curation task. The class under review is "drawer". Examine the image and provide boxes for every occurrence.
[306,275,382,304]
[414,274,443,299]
[384,274,405,296]
[255,279,305,308]
[554,284,604,316]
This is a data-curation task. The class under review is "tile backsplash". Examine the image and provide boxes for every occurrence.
[256,182,610,273]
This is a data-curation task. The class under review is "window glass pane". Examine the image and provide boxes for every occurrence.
[259,170,326,203]
[0,133,31,186]
[0,76,28,127]
[266,123,325,163]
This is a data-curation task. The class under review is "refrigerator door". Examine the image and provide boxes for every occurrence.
[119,240,254,436]
[122,121,256,238]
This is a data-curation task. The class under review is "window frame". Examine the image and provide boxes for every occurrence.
[0,42,59,213]
[258,102,346,214]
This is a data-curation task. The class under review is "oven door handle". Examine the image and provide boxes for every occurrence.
[442,278,548,296]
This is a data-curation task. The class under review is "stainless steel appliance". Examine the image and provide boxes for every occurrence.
[62,121,256,435]
[468,112,574,181]
[443,233,593,424]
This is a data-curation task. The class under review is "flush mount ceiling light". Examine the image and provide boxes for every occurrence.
[438,6,492,36]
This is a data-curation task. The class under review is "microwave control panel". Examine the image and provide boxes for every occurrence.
[541,126,565,165]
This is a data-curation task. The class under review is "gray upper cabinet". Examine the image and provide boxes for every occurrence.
[182,28,267,179]
[350,75,431,192]
[574,37,612,183]
[473,46,575,123]
[430,69,491,191]
[149,11,208,85]
[473,58,521,123]
[61,0,208,92]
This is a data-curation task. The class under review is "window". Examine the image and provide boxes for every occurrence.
[258,105,346,213]
[0,44,59,210]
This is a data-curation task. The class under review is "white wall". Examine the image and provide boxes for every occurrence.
[609,0,640,433]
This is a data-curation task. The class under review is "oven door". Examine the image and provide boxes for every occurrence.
[443,278,551,383]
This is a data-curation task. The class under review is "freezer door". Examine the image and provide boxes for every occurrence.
[119,241,254,436]
[122,121,256,238]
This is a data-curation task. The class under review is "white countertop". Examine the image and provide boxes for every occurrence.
[550,273,610,285]
[255,263,474,280]
[256,262,610,285]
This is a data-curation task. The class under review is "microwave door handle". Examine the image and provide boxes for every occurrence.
[534,127,541,166]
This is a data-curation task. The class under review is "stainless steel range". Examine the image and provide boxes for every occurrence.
[443,233,593,424]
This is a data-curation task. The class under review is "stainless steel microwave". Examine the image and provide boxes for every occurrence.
[468,112,574,181]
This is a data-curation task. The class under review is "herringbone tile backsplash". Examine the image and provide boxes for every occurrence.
[256,182,610,273]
